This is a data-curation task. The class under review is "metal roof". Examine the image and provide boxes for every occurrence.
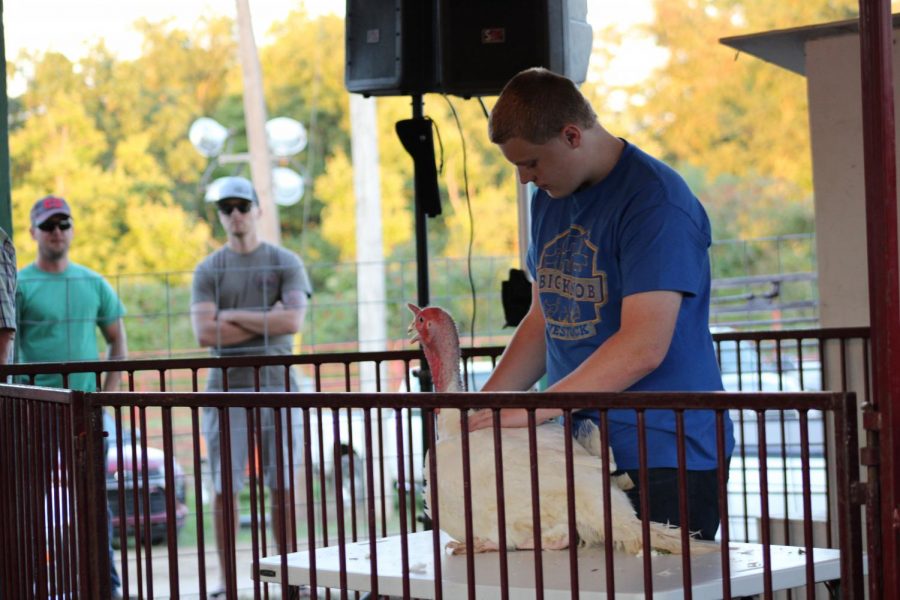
[720,14,900,75]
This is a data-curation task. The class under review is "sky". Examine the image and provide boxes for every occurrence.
[3,0,660,89]
[3,0,339,62]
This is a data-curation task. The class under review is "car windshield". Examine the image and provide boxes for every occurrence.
[717,346,768,375]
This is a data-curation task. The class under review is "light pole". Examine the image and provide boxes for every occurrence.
[188,115,308,227]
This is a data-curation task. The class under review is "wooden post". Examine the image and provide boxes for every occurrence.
[235,0,281,245]
[858,0,900,594]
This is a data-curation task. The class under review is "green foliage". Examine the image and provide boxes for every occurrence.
[585,0,859,244]
[111,273,199,358]
[7,2,844,351]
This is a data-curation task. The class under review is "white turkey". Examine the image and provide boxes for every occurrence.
[408,303,714,556]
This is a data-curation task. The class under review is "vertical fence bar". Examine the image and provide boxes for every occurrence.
[28,400,45,597]
[492,408,509,600]
[459,408,476,599]
[526,409,544,600]
[219,405,238,599]
[636,409,652,599]
[191,404,208,600]
[127,405,144,598]
[246,408,262,600]
[799,410,816,599]
[717,409,732,599]
[675,410,692,598]
[274,406,290,600]
[425,408,443,600]
[0,397,13,595]
[562,410,579,600]
[363,406,380,598]
[834,392,864,598]
[285,390,299,555]
[333,408,349,600]
[302,406,318,598]
[599,410,615,598]
[161,405,180,598]
[113,406,129,597]
[138,406,154,598]
[72,392,111,598]
[757,409,774,599]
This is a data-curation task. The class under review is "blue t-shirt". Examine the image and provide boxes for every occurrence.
[526,141,734,470]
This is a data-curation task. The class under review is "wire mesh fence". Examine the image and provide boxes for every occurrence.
[92,234,818,361]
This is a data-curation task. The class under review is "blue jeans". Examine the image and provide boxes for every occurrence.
[622,467,725,541]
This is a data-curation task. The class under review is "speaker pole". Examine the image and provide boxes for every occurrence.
[409,95,434,529]
[396,93,442,309]
[412,94,430,309]
[396,94,442,408]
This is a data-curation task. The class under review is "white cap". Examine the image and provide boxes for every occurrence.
[205,176,258,203]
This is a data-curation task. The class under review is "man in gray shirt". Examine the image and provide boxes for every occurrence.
[191,176,312,597]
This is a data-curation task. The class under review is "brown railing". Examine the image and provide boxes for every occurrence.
[0,385,112,598]
[0,326,873,599]
[710,326,871,557]
[0,386,865,599]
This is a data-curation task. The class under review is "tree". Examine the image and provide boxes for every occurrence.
[259,9,349,263]
[585,0,860,242]
[9,50,212,274]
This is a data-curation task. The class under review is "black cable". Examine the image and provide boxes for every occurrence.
[477,97,490,121]
[441,95,477,347]
[428,116,445,175]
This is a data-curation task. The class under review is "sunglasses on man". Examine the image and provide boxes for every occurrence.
[217,202,253,216]
[37,219,72,232]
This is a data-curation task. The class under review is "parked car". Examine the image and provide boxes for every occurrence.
[104,413,188,546]
[715,343,803,393]
[295,360,497,505]
[712,328,826,459]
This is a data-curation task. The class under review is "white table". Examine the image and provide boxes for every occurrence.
[255,531,842,599]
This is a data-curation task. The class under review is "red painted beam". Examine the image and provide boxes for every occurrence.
[858,0,900,597]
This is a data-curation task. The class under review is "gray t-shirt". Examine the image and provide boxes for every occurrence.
[192,242,312,390]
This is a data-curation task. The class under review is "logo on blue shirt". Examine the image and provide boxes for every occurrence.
[537,225,607,341]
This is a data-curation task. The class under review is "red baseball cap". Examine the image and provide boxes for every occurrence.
[31,195,72,226]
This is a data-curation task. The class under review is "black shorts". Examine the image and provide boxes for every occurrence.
[622,466,727,541]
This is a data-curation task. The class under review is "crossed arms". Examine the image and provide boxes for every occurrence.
[190,289,309,349]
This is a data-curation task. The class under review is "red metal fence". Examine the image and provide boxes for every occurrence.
[0,326,875,599]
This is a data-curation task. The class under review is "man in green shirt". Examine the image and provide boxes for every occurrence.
[16,196,127,390]
[16,195,127,598]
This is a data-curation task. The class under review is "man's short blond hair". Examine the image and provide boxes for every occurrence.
[489,67,598,145]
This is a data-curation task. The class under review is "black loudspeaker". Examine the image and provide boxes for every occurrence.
[345,0,437,96]
[436,0,593,98]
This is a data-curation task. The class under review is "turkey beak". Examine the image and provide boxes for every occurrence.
[407,303,422,344]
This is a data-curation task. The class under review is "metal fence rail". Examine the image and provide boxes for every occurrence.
[0,385,111,599]
[0,386,865,599]
[0,325,873,598]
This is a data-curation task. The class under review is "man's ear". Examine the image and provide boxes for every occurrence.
[562,125,581,148]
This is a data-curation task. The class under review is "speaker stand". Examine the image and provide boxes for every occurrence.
[396,94,442,314]
[396,95,441,531]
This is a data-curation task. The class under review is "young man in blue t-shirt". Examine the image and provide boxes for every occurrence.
[469,67,734,540]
